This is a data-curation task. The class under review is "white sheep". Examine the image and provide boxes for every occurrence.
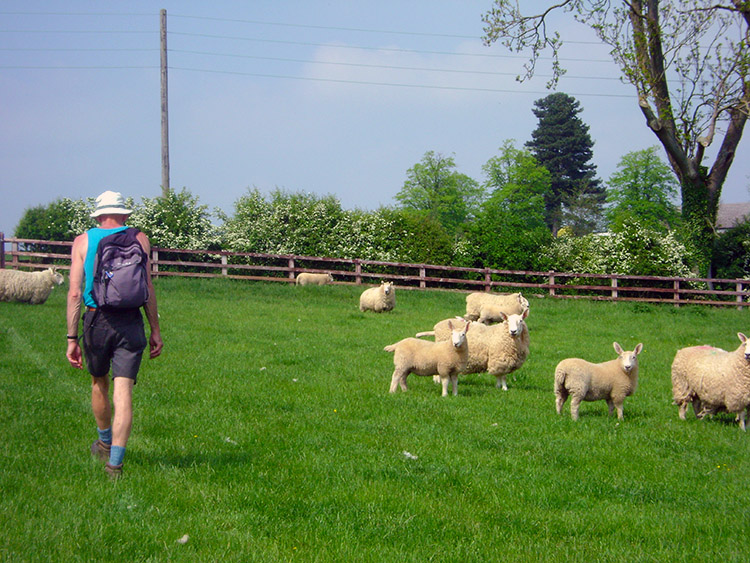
[554,342,643,421]
[671,333,750,431]
[418,309,530,390]
[295,272,333,286]
[359,281,395,312]
[385,320,471,397]
[465,291,529,324]
[0,267,64,305]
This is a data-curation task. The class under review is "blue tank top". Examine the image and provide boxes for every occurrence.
[83,226,129,307]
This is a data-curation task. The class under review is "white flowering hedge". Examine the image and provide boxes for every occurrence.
[545,221,694,278]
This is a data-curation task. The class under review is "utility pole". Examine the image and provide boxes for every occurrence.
[160,9,170,197]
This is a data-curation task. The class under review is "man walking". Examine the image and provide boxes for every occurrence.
[66,191,163,479]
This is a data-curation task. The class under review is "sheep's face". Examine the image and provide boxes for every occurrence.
[49,268,64,285]
[614,342,643,373]
[382,282,392,295]
[503,309,528,337]
[448,320,469,348]
[739,332,750,360]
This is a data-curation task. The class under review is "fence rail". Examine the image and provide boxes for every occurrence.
[2,233,748,308]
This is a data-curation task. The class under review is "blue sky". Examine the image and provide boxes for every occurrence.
[1,1,748,236]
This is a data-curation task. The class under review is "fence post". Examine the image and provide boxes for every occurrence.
[419,266,426,289]
[11,240,19,269]
[152,249,159,277]
[738,281,744,310]
[221,255,228,276]
[611,277,618,300]
[548,271,555,297]
[484,268,491,292]
[0,232,4,270]
[354,259,362,285]
[673,279,680,307]
[288,258,295,281]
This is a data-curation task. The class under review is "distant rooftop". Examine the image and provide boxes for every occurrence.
[717,202,750,231]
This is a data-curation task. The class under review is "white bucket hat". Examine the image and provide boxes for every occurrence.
[90,190,132,218]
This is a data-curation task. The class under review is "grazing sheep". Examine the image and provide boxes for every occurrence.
[419,310,530,390]
[295,272,333,286]
[0,267,64,304]
[555,342,643,421]
[465,291,529,324]
[385,320,471,397]
[671,333,750,431]
[359,281,395,312]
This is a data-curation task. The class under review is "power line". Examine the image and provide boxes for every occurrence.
[169,65,633,99]
[169,48,623,81]
[169,31,614,64]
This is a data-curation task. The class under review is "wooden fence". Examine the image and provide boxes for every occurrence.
[2,233,748,308]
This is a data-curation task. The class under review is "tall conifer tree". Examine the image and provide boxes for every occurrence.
[526,93,605,235]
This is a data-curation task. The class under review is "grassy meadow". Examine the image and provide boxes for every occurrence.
[1,276,749,562]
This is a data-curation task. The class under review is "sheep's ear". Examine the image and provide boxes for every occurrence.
[613,342,623,354]
[464,321,471,333]
[739,333,747,344]
[499,312,508,322]
[448,320,454,330]
[522,308,529,319]
[634,343,643,355]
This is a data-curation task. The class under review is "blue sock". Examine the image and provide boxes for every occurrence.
[109,445,126,466]
[97,427,112,445]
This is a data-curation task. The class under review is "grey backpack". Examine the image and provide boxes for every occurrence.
[92,228,149,310]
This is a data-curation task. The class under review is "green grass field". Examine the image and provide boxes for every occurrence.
[2,277,749,562]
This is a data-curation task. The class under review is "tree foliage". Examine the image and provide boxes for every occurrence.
[713,219,750,280]
[525,93,605,234]
[482,0,750,274]
[606,146,681,233]
[463,141,552,269]
[395,151,484,235]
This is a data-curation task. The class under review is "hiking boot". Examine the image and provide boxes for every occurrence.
[91,439,111,462]
[105,462,123,480]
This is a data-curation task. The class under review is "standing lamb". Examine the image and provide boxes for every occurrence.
[418,309,530,390]
[0,267,64,304]
[671,332,750,431]
[385,320,471,397]
[295,272,333,286]
[359,281,395,312]
[465,291,529,324]
[554,342,643,421]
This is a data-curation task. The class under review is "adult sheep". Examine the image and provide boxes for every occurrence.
[385,320,471,397]
[418,309,529,390]
[295,272,333,286]
[465,291,529,324]
[0,267,64,305]
[359,281,395,313]
[554,342,643,421]
[671,333,750,431]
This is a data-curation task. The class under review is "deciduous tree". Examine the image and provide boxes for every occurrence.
[606,146,680,233]
[395,151,484,235]
[482,0,750,274]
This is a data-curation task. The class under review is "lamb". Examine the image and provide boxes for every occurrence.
[464,291,529,324]
[385,320,471,397]
[418,309,530,390]
[295,272,333,286]
[359,281,395,312]
[554,342,643,421]
[671,332,750,431]
[0,267,64,305]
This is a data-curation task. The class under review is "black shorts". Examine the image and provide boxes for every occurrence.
[82,308,147,382]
